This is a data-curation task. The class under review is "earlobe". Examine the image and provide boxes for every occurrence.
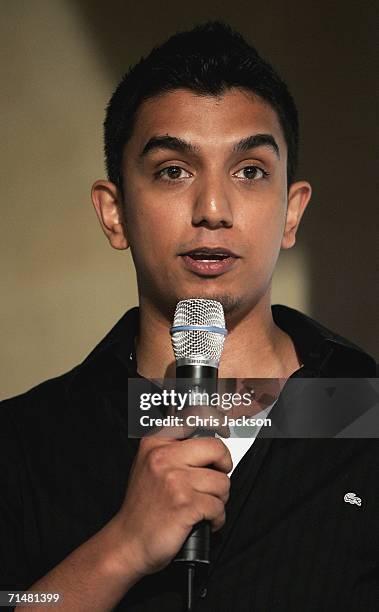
[281,181,312,249]
[91,180,129,250]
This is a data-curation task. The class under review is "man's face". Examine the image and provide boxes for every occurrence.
[112,88,308,320]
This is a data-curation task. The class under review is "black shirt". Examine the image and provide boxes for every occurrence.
[0,305,377,611]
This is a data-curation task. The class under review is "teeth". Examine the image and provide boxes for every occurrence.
[190,253,228,260]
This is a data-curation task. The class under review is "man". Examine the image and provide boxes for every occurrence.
[1,22,377,612]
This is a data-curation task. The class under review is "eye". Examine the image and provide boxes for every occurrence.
[234,166,269,181]
[156,165,192,181]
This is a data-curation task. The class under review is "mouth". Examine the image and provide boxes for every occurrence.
[179,247,240,276]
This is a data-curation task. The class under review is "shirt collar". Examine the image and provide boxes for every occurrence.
[272,305,376,377]
[69,304,376,391]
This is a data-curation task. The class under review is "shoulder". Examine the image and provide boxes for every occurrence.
[0,367,86,477]
[0,311,135,459]
[2,366,79,408]
[1,306,139,418]
[272,305,377,377]
[0,365,82,438]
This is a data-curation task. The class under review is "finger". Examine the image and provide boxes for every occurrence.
[188,467,231,503]
[139,435,232,473]
[170,437,233,473]
[191,492,226,533]
[142,420,198,441]
[143,404,230,439]
[181,404,231,437]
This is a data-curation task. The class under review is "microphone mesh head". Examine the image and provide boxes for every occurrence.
[171,299,226,365]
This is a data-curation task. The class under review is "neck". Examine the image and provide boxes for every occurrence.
[135,293,301,381]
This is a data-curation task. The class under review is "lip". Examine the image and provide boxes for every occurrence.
[179,246,240,277]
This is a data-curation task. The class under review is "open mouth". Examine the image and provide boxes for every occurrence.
[180,247,239,276]
[187,251,231,261]
[183,247,238,260]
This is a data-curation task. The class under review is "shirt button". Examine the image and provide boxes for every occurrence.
[199,587,207,598]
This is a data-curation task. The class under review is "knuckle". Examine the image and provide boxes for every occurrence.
[218,510,226,528]
[223,442,230,455]
[211,505,226,531]
[213,472,229,496]
[213,437,226,452]
[215,497,225,514]
[173,489,191,509]
[213,499,225,523]
[221,472,230,487]
[208,437,220,455]
[139,436,152,452]
[224,448,233,470]
[147,446,168,474]
[213,438,232,468]
[221,474,231,496]
[165,468,181,489]
[215,438,229,459]
[208,496,223,518]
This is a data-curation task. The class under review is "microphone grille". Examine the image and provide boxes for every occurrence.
[171,299,227,365]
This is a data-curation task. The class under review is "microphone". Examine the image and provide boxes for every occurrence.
[170,299,227,610]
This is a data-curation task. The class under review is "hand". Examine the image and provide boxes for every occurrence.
[113,427,232,578]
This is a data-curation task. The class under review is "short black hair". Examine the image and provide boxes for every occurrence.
[104,21,299,191]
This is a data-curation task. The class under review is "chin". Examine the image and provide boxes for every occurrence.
[172,290,243,315]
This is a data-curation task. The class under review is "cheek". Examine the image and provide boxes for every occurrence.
[241,193,286,241]
[126,201,176,266]
[239,194,287,271]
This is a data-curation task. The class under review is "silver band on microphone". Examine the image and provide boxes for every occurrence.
[175,357,219,368]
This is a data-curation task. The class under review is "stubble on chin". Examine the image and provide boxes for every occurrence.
[172,293,243,314]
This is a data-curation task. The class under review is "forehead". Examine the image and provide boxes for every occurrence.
[128,88,286,155]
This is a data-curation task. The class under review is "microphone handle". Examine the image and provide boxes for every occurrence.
[174,520,211,564]
[173,364,218,567]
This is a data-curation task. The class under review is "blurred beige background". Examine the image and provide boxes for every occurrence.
[1,0,377,399]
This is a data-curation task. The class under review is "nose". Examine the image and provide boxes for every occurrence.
[191,174,233,229]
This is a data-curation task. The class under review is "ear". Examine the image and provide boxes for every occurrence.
[91,180,129,250]
[281,180,312,249]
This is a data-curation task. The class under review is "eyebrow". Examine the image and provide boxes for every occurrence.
[140,133,280,158]
[233,134,280,157]
[140,135,199,157]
